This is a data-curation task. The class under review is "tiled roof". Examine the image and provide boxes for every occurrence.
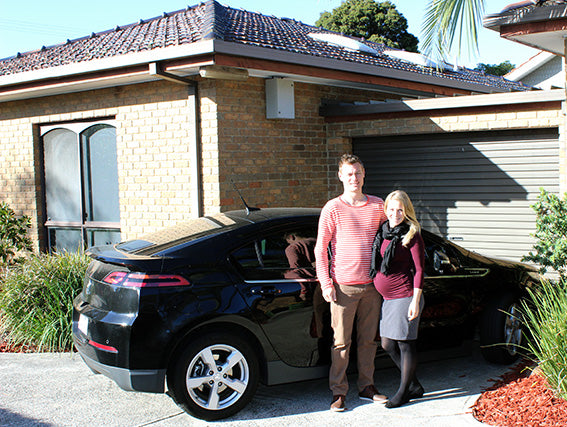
[0,0,528,92]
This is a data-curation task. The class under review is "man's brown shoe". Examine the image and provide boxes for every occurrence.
[330,394,346,412]
[358,385,387,403]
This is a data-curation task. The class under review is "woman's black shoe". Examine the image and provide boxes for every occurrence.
[408,384,424,400]
[385,393,410,409]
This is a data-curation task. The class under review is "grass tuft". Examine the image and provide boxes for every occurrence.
[0,251,90,352]
[521,279,567,399]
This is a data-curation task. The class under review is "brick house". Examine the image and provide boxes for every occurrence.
[1,0,562,263]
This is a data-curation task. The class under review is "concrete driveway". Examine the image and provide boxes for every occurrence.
[0,342,510,426]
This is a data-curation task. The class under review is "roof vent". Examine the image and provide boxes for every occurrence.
[383,50,452,71]
[308,32,379,55]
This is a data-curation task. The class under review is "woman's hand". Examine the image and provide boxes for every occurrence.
[408,288,422,321]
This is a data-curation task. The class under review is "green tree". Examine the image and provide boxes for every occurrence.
[422,0,485,62]
[316,0,419,52]
[475,60,515,76]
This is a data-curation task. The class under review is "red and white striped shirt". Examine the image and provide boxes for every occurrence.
[315,195,386,291]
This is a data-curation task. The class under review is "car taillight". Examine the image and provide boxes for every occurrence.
[102,272,191,287]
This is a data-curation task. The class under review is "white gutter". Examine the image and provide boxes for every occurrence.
[210,40,513,95]
[0,38,518,104]
[0,40,216,88]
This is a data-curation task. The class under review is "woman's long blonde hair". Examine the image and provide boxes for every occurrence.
[384,190,421,247]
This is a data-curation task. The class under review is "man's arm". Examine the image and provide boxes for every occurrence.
[315,206,336,302]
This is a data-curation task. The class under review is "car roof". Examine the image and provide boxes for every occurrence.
[224,207,321,223]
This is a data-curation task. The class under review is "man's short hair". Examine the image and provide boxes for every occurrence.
[338,153,364,170]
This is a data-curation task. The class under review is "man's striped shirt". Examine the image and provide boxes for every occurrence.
[315,195,386,291]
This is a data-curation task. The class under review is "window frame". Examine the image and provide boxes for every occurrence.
[40,120,120,252]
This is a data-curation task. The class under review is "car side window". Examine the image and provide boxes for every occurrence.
[231,225,318,281]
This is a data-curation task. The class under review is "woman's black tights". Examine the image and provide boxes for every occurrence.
[381,337,420,407]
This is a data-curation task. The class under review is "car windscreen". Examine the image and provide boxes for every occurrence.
[116,213,244,254]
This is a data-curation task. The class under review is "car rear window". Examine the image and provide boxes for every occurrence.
[116,213,241,253]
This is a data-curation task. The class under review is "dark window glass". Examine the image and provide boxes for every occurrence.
[231,225,317,281]
[42,123,120,252]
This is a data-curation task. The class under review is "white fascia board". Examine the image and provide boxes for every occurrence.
[211,40,511,94]
[394,89,564,111]
[0,37,513,103]
[0,39,215,88]
[0,72,161,103]
[323,88,565,116]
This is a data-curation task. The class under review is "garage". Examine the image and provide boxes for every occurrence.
[354,128,559,262]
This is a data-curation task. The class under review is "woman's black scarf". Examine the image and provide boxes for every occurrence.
[369,221,410,278]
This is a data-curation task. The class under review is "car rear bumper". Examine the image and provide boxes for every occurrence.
[77,347,166,393]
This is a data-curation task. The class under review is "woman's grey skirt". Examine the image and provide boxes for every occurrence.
[380,296,425,341]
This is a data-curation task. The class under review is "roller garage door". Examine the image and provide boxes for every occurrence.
[354,128,559,262]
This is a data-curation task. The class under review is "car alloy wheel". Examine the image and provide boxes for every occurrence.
[480,292,523,364]
[186,343,249,410]
[168,332,259,420]
[503,302,522,357]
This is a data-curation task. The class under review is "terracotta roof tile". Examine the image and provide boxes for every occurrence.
[0,0,528,92]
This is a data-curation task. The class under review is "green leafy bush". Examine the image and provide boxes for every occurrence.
[521,279,567,399]
[0,202,32,268]
[0,251,90,352]
[522,188,567,279]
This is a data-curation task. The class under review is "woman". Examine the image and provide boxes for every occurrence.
[370,190,425,408]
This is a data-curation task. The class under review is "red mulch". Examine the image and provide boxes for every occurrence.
[0,335,39,353]
[472,360,567,426]
[0,329,40,353]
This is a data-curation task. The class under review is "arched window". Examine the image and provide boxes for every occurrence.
[41,121,121,252]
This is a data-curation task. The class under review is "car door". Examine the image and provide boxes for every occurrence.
[229,222,331,368]
[419,231,491,348]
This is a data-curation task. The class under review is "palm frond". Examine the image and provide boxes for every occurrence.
[421,0,485,63]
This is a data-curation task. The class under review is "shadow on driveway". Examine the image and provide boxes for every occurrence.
[0,341,506,426]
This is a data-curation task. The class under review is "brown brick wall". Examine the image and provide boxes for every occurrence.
[0,81,199,247]
[0,77,377,250]
[6,74,557,252]
[208,78,374,212]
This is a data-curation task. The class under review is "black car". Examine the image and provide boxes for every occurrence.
[72,208,539,420]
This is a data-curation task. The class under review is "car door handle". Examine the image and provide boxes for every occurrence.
[250,286,282,296]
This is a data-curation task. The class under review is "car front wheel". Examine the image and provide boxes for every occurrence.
[168,332,260,421]
[479,293,523,364]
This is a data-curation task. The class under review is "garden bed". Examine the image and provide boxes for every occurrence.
[472,360,567,426]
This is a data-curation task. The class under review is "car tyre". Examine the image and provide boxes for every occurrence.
[479,292,523,364]
[168,332,260,421]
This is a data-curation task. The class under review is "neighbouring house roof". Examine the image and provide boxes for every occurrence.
[484,0,567,55]
[505,50,564,89]
[0,0,528,103]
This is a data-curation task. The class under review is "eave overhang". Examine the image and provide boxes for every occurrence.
[484,4,567,55]
[321,88,565,122]
[0,39,515,104]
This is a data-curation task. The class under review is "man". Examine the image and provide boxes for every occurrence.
[315,153,387,412]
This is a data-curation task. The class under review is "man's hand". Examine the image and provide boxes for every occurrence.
[322,286,336,303]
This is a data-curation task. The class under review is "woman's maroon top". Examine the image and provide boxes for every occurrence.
[373,233,424,300]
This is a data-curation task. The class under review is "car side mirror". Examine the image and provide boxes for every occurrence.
[433,250,453,274]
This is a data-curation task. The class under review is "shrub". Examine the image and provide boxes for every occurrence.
[521,279,567,400]
[0,251,90,352]
[0,202,32,268]
[522,189,567,279]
